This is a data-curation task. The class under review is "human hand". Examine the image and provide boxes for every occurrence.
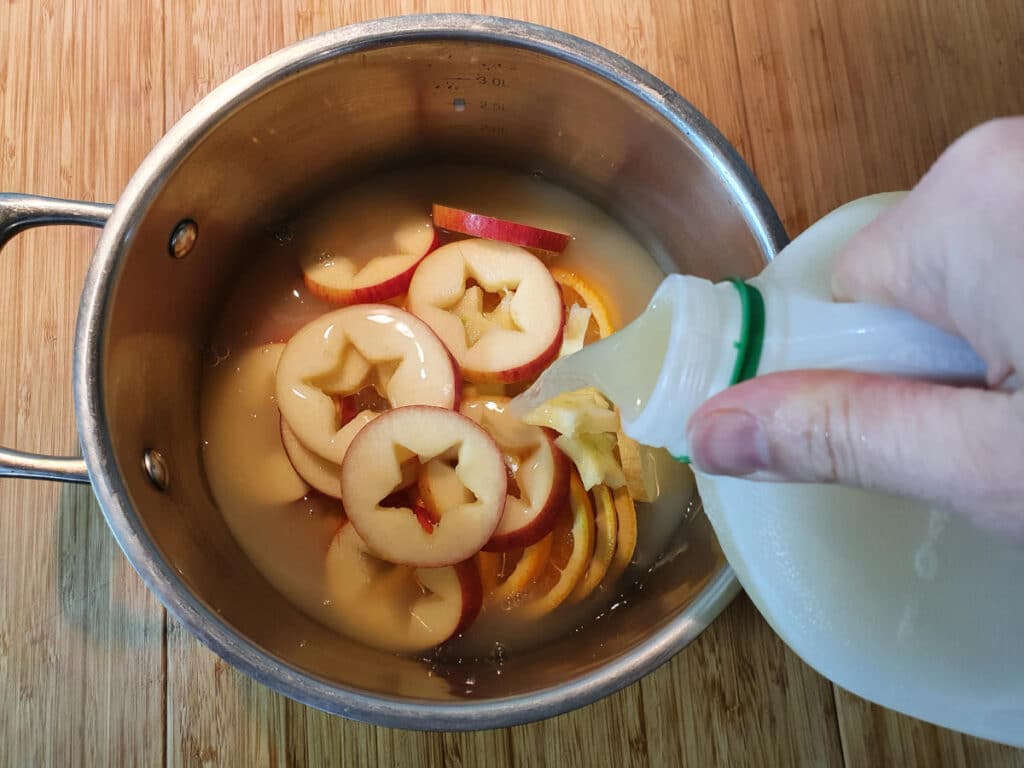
[686,117,1024,536]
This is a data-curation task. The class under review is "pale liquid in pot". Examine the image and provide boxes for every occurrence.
[200,165,696,658]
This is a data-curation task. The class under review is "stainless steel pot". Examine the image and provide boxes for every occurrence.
[0,15,785,729]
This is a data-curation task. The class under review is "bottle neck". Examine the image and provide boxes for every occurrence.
[620,274,754,462]
[669,280,764,463]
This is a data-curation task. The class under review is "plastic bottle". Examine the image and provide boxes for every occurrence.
[514,192,1024,746]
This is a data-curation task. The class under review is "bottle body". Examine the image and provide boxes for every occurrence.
[651,193,1024,746]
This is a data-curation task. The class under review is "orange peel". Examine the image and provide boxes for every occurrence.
[602,486,638,589]
[549,267,616,341]
[570,484,618,603]
[519,470,595,618]
[477,536,554,607]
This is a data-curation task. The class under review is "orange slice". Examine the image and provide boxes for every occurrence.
[549,267,616,341]
[570,484,618,603]
[519,470,595,618]
[602,486,638,589]
[476,535,554,607]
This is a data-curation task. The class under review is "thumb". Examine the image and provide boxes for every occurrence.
[685,370,1024,535]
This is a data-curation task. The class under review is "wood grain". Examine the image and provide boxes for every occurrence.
[0,0,167,766]
[834,687,1024,768]
[2,0,1023,766]
[641,596,843,767]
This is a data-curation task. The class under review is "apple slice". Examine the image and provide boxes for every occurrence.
[559,303,593,358]
[432,204,571,253]
[324,522,482,653]
[460,396,568,551]
[524,387,627,490]
[201,343,309,508]
[301,194,438,305]
[340,406,507,567]
[280,416,376,499]
[556,432,627,491]
[406,239,564,383]
[616,425,658,503]
[276,305,458,469]
[523,386,620,436]
[417,456,474,519]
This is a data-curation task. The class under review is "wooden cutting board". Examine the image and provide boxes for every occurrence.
[1,1,1022,765]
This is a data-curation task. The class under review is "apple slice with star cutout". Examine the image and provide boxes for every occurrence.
[280,416,372,499]
[406,239,563,383]
[324,522,482,653]
[276,305,458,471]
[279,386,398,498]
[340,406,507,567]
[301,194,438,305]
[460,396,568,551]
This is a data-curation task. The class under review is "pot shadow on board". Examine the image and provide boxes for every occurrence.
[55,482,163,649]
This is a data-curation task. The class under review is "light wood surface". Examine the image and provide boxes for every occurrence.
[1,1,1022,765]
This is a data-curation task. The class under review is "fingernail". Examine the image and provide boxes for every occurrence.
[688,409,770,476]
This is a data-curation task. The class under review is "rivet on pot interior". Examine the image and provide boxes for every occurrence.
[169,219,198,259]
[143,449,169,491]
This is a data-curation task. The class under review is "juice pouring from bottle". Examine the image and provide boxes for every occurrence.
[513,192,986,460]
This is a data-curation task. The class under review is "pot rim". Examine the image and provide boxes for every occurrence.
[73,14,783,730]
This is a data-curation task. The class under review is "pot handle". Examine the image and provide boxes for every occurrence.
[0,193,113,484]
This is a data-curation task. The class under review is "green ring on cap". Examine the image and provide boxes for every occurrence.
[726,279,766,385]
[672,279,766,465]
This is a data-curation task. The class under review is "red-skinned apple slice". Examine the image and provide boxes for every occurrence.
[276,305,458,469]
[280,416,374,499]
[406,239,564,383]
[324,522,482,652]
[282,409,420,500]
[432,204,571,253]
[460,396,568,551]
[301,195,439,305]
[340,406,507,567]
